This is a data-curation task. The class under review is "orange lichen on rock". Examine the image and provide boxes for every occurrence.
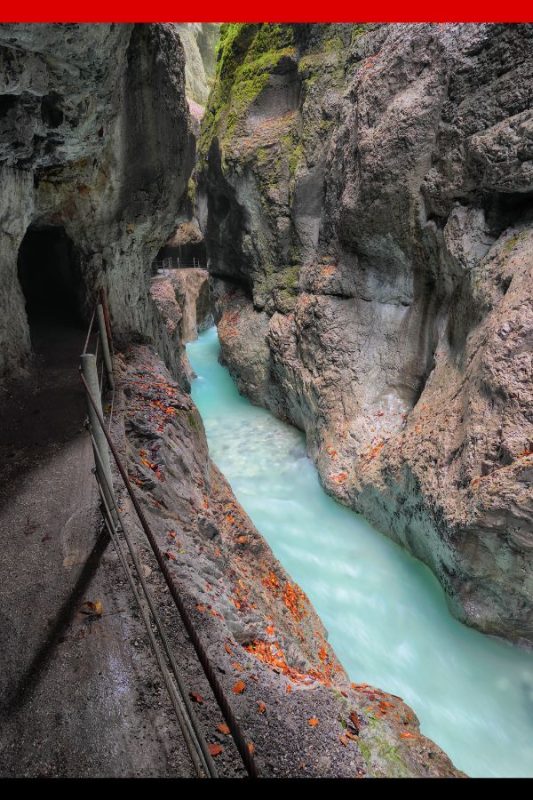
[283,581,307,621]
[361,440,384,461]
[330,471,348,484]
[262,571,280,591]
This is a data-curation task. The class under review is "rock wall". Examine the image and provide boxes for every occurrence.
[0,23,194,382]
[175,23,220,108]
[151,267,213,345]
[199,23,533,643]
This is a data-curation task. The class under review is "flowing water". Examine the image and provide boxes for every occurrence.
[187,326,533,778]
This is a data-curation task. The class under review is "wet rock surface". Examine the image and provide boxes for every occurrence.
[200,23,533,643]
[111,341,463,777]
[151,268,212,344]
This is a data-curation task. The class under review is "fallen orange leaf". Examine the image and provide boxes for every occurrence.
[81,600,103,617]
[247,742,255,754]
[217,723,230,735]
[400,731,416,740]
[189,691,204,704]
[308,717,319,727]
[209,743,223,757]
[257,701,266,714]
[232,680,246,694]
[349,711,360,734]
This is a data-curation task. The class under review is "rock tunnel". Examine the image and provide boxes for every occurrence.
[17,224,86,351]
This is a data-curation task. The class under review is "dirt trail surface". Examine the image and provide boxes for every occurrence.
[0,315,199,777]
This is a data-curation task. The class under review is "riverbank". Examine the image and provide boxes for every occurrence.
[188,326,533,778]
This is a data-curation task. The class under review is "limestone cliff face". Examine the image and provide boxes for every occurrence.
[175,23,220,108]
[0,23,194,381]
[200,23,533,643]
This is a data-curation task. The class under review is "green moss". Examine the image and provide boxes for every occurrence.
[186,177,196,206]
[289,142,304,177]
[323,35,343,53]
[255,146,270,165]
[350,24,367,44]
[199,24,296,164]
[357,738,371,764]
[501,230,526,254]
[187,410,200,431]
[283,264,300,289]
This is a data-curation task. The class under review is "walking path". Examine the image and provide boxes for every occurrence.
[0,314,194,777]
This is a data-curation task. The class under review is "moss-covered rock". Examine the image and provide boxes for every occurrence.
[198,23,365,314]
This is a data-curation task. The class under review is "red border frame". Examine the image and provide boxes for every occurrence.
[1,1,532,23]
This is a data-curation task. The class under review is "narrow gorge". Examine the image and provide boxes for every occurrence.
[0,21,532,780]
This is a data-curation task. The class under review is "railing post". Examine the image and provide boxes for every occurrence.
[99,289,114,356]
[81,353,115,519]
[96,304,115,391]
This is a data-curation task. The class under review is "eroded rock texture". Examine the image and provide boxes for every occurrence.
[151,267,212,344]
[200,23,533,642]
[175,23,220,108]
[112,340,462,777]
[0,23,194,381]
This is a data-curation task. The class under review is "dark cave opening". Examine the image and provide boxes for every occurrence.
[17,225,85,331]
[154,239,208,270]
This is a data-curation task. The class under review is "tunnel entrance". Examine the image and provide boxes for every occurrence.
[17,225,85,331]
[154,239,207,270]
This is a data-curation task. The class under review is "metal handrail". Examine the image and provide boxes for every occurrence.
[91,436,216,778]
[79,291,258,779]
[81,370,258,779]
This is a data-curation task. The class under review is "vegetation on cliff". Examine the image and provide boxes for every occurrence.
[199,24,297,161]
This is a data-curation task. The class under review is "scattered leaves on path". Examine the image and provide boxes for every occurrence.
[81,600,103,617]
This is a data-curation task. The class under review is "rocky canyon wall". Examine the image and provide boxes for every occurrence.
[175,23,220,109]
[0,23,194,382]
[199,23,533,643]
[0,23,467,776]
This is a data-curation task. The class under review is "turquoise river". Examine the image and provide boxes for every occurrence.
[187,326,533,778]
